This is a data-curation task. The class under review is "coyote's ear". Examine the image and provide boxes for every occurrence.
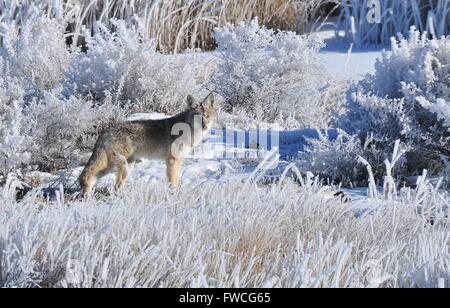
[186,95,197,108]
[202,92,215,108]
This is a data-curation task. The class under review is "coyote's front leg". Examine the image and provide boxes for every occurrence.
[166,156,182,188]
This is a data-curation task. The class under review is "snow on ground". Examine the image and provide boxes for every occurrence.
[313,28,386,80]
[319,49,384,80]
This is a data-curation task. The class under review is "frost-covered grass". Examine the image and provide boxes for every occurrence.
[337,0,450,47]
[1,170,449,288]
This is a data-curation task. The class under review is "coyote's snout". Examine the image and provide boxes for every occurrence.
[79,94,216,197]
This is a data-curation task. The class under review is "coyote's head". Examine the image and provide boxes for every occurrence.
[186,93,216,132]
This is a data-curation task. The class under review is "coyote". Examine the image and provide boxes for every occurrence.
[79,94,216,197]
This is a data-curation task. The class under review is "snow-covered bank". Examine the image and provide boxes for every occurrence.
[318,50,383,80]
[313,29,385,80]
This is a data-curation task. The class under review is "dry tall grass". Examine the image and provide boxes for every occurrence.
[0,0,337,52]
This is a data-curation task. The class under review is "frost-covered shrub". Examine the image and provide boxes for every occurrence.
[136,53,200,114]
[0,0,66,26]
[210,19,339,128]
[0,14,70,99]
[325,29,450,181]
[299,96,414,185]
[372,29,450,137]
[0,58,24,104]
[298,131,389,185]
[24,93,127,172]
[339,93,411,142]
[362,30,448,174]
[64,20,151,101]
[0,101,32,180]
[65,19,197,114]
[0,59,31,180]
[370,29,450,103]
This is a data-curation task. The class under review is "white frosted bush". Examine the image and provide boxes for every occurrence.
[331,29,450,180]
[371,28,450,104]
[0,14,130,175]
[136,53,200,113]
[0,58,24,104]
[420,98,450,128]
[300,94,413,185]
[339,93,411,141]
[65,19,198,114]
[362,29,449,175]
[24,93,127,172]
[0,101,32,179]
[298,130,388,185]
[0,59,31,179]
[64,20,152,101]
[0,13,70,98]
[302,29,449,183]
[210,19,340,128]
[0,0,66,26]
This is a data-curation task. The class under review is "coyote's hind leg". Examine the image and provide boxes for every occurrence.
[166,156,182,189]
[79,149,109,198]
